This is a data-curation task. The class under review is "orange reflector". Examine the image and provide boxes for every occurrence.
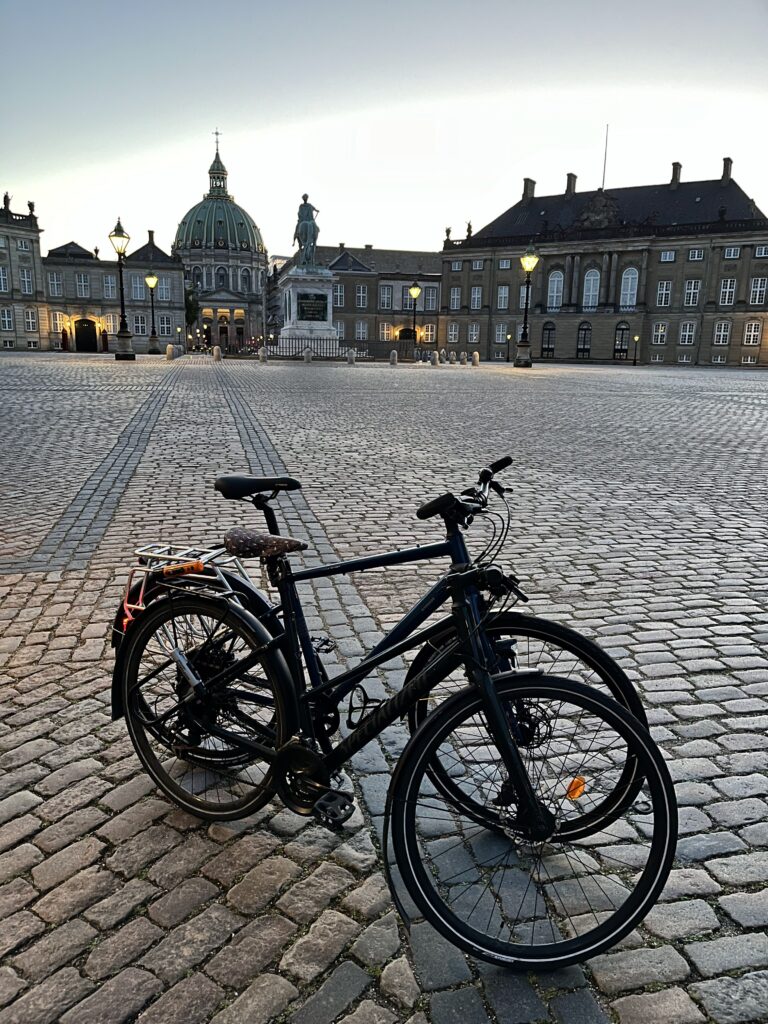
[566,776,586,800]
[121,615,133,631]
[162,560,205,578]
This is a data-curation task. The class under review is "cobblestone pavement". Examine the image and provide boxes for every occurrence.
[1,352,768,1024]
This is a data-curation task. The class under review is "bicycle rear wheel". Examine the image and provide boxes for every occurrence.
[389,675,676,970]
[121,593,293,820]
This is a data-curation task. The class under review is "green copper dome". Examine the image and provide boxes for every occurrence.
[175,146,264,254]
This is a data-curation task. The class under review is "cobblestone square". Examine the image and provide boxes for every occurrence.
[1,352,768,1023]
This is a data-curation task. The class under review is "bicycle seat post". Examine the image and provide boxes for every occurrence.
[252,494,281,535]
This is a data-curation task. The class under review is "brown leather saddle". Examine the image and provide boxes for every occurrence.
[223,527,307,559]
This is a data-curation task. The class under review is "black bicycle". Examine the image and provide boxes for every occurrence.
[113,457,676,969]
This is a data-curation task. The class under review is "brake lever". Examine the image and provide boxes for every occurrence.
[490,480,506,497]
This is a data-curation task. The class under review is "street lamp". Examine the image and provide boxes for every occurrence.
[176,325,182,351]
[187,333,193,352]
[109,217,135,361]
[506,333,512,364]
[633,334,640,366]
[515,245,539,367]
[145,270,161,354]
[408,281,421,352]
[195,328,201,350]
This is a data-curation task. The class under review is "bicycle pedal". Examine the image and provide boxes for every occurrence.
[312,788,355,829]
[311,636,337,654]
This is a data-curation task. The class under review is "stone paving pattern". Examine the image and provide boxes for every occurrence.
[1,352,768,1023]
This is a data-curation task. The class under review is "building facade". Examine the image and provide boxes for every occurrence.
[441,158,768,366]
[0,195,186,353]
[173,144,267,351]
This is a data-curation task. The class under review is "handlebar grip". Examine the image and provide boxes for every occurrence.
[489,455,513,474]
[416,493,457,521]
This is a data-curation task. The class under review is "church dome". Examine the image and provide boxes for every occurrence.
[174,144,264,254]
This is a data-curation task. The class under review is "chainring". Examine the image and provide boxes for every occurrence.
[274,741,330,814]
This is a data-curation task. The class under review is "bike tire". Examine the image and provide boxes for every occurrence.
[389,675,676,970]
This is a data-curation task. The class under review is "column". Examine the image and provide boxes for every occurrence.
[572,255,581,309]
[599,254,609,305]
[564,255,573,305]
[638,251,649,307]
[608,253,618,306]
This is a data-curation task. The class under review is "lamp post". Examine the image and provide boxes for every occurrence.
[187,333,193,352]
[515,245,539,367]
[506,333,512,363]
[633,334,640,366]
[195,328,201,350]
[176,325,182,352]
[109,217,135,361]
[408,281,421,355]
[145,270,161,353]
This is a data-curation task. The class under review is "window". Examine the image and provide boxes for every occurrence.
[332,284,344,307]
[660,250,676,262]
[17,239,29,251]
[749,277,767,304]
[355,284,368,309]
[470,286,482,310]
[451,260,462,271]
[133,314,147,335]
[27,337,38,350]
[379,284,392,309]
[192,266,203,289]
[335,320,345,340]
[712,353,727,363]
[519,285,528,310]
[576,322,592,358]
[547,271,564,311]
[652,323,668,345]
[719,278,736,305]
[497,285,509,310]
[402,286,416,311]
[51,311,65,333]
[471,259,483,270]
[678,353,692,363]
[713,321,731,345]
[424,286,438,311]
[742,354,758,364]
[355,320,368,341]
[755,245,768,258]
[582,270,599,310]
[423,323,436,344]
[158,276,171,301]
[656,280,672,306]
[684,280,701,306]
[20,268,33,294]
[724,246,741,259]
[495,323,508,344]
[0,237,5,248]
[468,322,480,344]
[679,322,696,345]
[447,322,459,344]
[744,322,762,345]
[0,308,13,330]
[104,313,119,334]
[613,322,629,359]
[103,274,117,299]
[24,309,37,331]
[651,352,664,362]
[2,338,14,349]
[688,249,704,261]
[0,267,7,292]
[620,268,638,309]
[216,266,228,289]
[499,258,511,269]
[48,271,62,297]
[74,272,89,298]
[379,322,392,342]
[240,269,251,293]
[541,322,555,357]
[131,275,145,300]
[158,315,172,336]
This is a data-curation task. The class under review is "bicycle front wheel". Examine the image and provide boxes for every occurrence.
[121,594,293,820]
[390,675,676,970]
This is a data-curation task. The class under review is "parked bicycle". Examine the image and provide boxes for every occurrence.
[112,457,676,969]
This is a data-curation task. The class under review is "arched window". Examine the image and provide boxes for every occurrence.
[241,269,251,294]
[547,271,563,311]
[577,322,592,358]
[541,322,555,358]
[192,266,203,289]
[620,268,638,309]
[582,270,600,310]
[614,322,630,359]
[216,266,229,290]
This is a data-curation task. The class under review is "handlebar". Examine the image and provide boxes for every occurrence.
[416,456,512,522]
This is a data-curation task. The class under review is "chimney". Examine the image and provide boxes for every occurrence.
[364,243,373,250]
[670,162,682,189]
[722,156,733,183]
[522,177,536,200]
[565,172,577,197]
[148,229,155,244]
[338,241,345,250]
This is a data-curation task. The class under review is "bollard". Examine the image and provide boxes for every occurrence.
[449,351,457,364]
[471,351,480,366]
[430,351,439,366]
[213,345,222,362]
[165,344,174,361]
[347,349,356,366]
[439,348,447,363]
[390,350,398,367]
[303,348,313,363]
[459,351,467,365]
[258,347,268,363]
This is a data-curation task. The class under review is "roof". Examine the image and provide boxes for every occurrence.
[307,245,442,276]
[126,232,175,264]
[47,241,96,260]
[175,145,263,253]
[472,178,767,246]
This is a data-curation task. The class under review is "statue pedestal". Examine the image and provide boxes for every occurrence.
[278,266,339,355]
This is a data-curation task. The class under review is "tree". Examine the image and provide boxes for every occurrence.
[185,286,200,329]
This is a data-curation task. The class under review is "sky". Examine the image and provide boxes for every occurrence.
[2,0,767,257]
